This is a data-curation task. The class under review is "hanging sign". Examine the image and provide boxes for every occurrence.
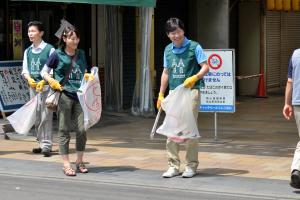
[12,20,23,60]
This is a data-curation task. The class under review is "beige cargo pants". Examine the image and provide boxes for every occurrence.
[166,89,200,171]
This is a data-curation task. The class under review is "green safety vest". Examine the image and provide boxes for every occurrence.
[27,44,53,81]
[164,40,204,90]
[54,48,87,93]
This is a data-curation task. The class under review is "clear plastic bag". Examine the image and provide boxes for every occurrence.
[77,67,102,130]
[156,85,200,141]
[7,95,38,134]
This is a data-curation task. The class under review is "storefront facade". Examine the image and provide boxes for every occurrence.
[0,0,155,113]
[2,0,300,113]
[0,0,91,61]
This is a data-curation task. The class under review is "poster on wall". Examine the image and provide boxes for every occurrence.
[12,20,23,60]
[200,49,235,113]
[0,61,30,112]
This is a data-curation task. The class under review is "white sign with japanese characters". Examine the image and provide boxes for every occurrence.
[200,49,235,113]
[0,60,30,112]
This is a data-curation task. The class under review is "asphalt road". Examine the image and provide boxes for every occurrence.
[0,158,300,200]
[0,173,290,200]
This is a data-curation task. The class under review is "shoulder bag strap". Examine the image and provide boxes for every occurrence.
[61,51,78,86]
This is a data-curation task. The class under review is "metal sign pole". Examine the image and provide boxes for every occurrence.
[1,111,7,120]
[200,49,236,142]
[214,112,218,141]
[0,111,10,140]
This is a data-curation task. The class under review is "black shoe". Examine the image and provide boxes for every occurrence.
[290,170,300,189]
[42,148,51,157]
[4,134,10,140]
[32,147,42,154]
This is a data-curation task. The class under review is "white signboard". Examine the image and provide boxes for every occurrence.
[0,60,30,112]
[200,49,235,113]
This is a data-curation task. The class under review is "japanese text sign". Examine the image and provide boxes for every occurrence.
[200,49,235,113]
[0,61,30,112]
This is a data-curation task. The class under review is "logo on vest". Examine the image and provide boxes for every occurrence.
[70,64,83,81]
[171,58,185,78]
[30,58,41,72]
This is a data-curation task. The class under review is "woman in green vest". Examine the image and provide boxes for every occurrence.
[22,21,55,157]
[157,18,209,178]
[41,26,94,176]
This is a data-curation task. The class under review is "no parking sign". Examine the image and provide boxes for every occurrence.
[200,49,235,113]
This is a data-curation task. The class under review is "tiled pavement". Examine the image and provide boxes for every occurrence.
[0,95,297,181]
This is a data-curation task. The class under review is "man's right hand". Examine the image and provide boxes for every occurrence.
[27,77,37,88]
[283,104,293,120]
[48,77,63,91]
[156,92,164,110]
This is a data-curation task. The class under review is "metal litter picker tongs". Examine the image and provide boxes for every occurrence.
[150,108,162,139]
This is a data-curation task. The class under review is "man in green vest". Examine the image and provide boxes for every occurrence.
[22,21,55,157]
[157,17,209,178]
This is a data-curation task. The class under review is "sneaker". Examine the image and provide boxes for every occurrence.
[182,167,196,178]
[41,148,51,157]
[290,170,300,189]
[32,147,42,154]
[162,167,180,178]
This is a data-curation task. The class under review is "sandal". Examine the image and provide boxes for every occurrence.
[76,162,89,173]
[63,166,76,176]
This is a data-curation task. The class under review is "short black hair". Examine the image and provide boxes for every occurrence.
[165,17,185,34]
[27,21,44,32]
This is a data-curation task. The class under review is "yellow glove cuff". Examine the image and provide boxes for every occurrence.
[28,77,37,88]
[184,75,199,88]
[48,77,54,84]
[190,75,199,82]
[48,77,63,91]
[84,73,94,81]
[157,92,164,110]
[39,80,46,84]
[158,92,164,99]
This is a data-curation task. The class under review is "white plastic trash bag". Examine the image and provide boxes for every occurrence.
[45,89,61,111]
[156,85,200,141]
[77,67,102,130]
[7,95,38,134]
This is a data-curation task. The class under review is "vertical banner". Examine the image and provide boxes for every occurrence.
[12,20,23,60]
[200,49,235,113]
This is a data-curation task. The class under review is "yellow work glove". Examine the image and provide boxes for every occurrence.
[48,77,63,91]
[183,75,199,88]
[27,77,37,88]
[156,92,164,110]
[84,73,94,81]
[36,80,46,92]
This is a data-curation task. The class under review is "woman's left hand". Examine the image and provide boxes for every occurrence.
[84,73,94,81]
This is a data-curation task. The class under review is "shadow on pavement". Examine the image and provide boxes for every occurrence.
[88,139,295,158]
[0,150,29,155]
[198,168,249,177]
[88,166,138,173]
[68,147,98,154]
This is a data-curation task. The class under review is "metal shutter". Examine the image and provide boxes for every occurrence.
[280,12,300,86]
[266,11,281,89]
